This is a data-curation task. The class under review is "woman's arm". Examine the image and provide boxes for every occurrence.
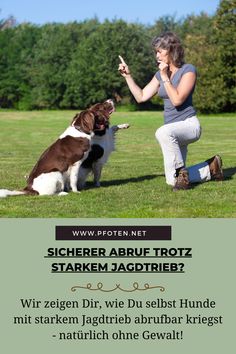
[125,74,160,103]
[162,72,196,106]
[158,61,196,106]
[118,56,159,103]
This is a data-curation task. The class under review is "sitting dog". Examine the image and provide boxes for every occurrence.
[77,100,129,189]
[0,100,115,197]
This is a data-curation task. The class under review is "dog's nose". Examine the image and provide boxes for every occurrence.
[106,99,115,111]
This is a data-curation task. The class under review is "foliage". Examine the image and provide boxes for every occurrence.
[0,24,40,109]
[0,2,235,112]
[62,20,154,109]
[213,0,236,111]
[182,17,227,113]
[29,23,82,108]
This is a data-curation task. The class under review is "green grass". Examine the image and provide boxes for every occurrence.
[0,110,235,218]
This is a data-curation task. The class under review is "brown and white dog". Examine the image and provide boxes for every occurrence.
[0,100,115,197]
[77,100,129,190]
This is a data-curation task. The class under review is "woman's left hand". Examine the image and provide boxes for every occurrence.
[158,61,169,78]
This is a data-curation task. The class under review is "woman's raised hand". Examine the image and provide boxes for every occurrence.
[118,55,131,77]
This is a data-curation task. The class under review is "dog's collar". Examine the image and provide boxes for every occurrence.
[73,124,93,134]
[60,126,93,140]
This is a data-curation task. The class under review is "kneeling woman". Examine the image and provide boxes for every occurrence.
[118,32,223,190]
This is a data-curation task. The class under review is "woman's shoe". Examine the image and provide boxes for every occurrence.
[206,155,224,181]
[173,168,191,191]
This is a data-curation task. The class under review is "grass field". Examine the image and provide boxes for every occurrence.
[0,110,235,218]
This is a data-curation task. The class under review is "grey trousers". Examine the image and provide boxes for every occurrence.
[155,116,211,186]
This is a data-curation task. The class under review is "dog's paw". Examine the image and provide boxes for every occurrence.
[71,189,81,194]
[94,181,101,188]
[58,191,68,196]
[117,123,130,129]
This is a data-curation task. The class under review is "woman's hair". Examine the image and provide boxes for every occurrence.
[152,32,185,67]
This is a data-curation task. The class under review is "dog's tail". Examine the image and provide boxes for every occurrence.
[0,189,27,198]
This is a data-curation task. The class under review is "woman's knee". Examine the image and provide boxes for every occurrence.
[155,126,169,143]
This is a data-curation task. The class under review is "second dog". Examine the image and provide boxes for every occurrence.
[77,100,129,189]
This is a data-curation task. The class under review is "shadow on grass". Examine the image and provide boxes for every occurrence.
[223,167,236,180]
[189,166,236,190]
[84,167,235,190]
[85,174,162,189]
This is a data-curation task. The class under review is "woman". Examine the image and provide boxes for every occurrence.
[118,32,223,190]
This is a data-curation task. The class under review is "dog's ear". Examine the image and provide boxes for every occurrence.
[90,103,102,112]
[71,110,95,134]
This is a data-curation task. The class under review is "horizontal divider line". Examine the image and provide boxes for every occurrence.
[51,271,185,274]
[45,256,191,259]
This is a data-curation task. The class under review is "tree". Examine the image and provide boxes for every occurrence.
[180,13,227,112]
[184,33,228,112]
[148,15,182,39]
[0,24,40,109]
[29,22,89,109]
[213,0,236,111]
[62,20,154,109]
[0,9,235,112]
